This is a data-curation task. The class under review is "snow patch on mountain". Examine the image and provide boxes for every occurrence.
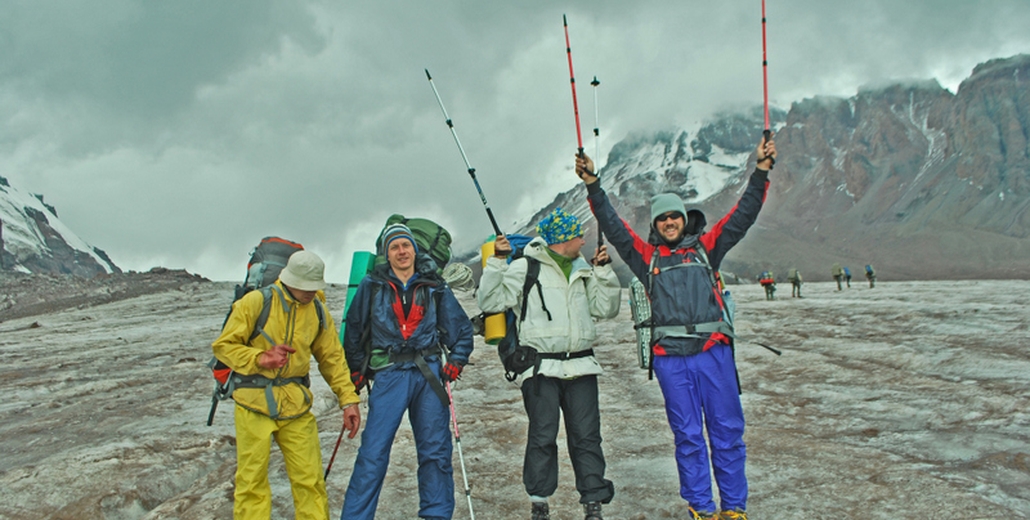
[0,175,118,275]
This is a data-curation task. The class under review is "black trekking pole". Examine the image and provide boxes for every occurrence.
[446,381,476,519]
[761,0,773,146]
[590,75,601,171]
[590,75,606,253]
[425,69,504,238]
[754,341,782,356]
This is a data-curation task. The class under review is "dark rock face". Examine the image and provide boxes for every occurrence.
[505,54,1030,283]
[744,54,1030,280]
[1,175,121,277]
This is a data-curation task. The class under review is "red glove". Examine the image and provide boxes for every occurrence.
[441,362,463,382]
[351,371,367,394]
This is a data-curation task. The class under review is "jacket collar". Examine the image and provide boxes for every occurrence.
[524,236,592,275]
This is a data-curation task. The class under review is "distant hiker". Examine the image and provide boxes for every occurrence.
[787,268,803,298]
[575,134,776,520]
[832,263,844,291]
[211,250,362,520]
[341,223,474,520]
[477,208,622,520]
[843,266,852,288]
[865,264,876,288]
[758,271,776,300]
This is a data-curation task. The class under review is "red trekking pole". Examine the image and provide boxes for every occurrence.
[324,417,346,479]
[563,14,585,157]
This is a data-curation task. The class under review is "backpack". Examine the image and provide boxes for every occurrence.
[492,235,549,382]
[759,271,775,286]
[787,268,800,282]
[374,214,452,273]
[235,237,304,300]
[865,264,875,276]
[206,237,326,426]
[634,241,735,379]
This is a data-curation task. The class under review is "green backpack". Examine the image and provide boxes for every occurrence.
[374,214,452,272]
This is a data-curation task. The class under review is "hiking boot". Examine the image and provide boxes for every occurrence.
[719,509,748,520]
[688,507,718,520]
[531,501,550,520]
[584,501,603,520]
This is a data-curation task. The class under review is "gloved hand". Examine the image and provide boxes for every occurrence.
[350,371,368,394]
[441,361,463,382]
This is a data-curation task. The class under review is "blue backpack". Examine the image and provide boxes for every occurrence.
[493,235,549,381]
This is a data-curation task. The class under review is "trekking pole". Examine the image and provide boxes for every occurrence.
[446,381,476,519]
[761,0,772,143]
[324,417,347,479]
[590,75,605,251]
[754,341,782,356]
[563,14,585,157]
[590,75,600,165]
[425,69,504,238]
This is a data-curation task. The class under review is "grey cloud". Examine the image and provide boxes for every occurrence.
[2,0,1029,281]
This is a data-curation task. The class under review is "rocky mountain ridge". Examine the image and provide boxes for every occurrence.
[502,54,1030,283]
[0,175,119,277]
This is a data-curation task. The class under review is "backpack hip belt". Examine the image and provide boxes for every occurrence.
[384,344,450,406]
[653,321,736,340]
[228,373,312,421]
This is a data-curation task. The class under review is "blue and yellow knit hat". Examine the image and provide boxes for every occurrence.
[536,207,582,245]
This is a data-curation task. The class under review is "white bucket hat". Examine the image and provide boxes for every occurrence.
[279,250,327,291]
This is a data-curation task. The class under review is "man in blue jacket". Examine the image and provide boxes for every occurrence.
[341,223,474,520]
[574,135,776,520]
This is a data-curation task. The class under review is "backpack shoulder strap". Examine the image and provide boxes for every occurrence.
[249,286,276,343]
[519,257,550,322]
[692,242,721,290]
[358,283,382,374]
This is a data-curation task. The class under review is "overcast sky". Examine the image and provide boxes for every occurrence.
[2,1,1029,282]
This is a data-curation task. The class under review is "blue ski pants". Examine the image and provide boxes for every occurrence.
[341,364,454,520]
[653,344,747,513]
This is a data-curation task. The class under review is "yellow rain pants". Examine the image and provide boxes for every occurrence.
[234,406,329,520]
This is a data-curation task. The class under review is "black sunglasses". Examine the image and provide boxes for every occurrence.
[655,212,683,223]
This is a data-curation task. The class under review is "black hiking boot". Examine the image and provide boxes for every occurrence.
[584,501,603,520]
[531,501,550,520]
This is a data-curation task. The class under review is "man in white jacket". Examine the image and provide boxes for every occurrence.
[478,208,621,520]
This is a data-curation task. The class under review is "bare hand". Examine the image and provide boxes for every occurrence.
[592,245,611,266]
[757,133,777,171]
[257,344,296,369]
[342,404,361,439]
[494,235,512,258]
[575,153,598,184]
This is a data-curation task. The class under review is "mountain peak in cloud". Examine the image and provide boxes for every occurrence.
[0,175,120,277]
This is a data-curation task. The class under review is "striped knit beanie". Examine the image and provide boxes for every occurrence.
[380,223,418,254]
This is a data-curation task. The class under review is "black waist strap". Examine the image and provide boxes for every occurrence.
[536,349,595,361]
[388,345,449,407]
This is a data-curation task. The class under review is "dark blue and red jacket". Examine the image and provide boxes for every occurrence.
[343,257,473,372]
[587,168,770,357]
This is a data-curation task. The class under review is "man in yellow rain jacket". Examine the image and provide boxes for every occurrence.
[212,250,361,519]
